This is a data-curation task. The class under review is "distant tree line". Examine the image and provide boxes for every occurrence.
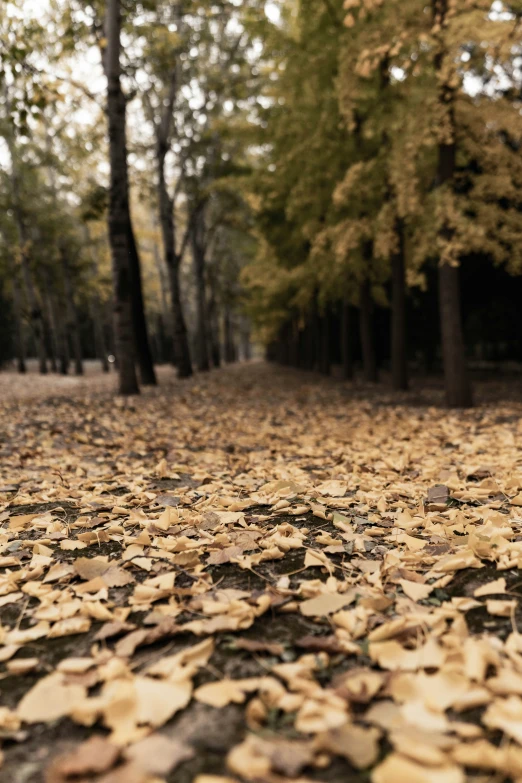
[0,0,258,388]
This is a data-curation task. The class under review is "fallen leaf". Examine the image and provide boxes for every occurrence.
[124,733,194,774]
[45,735,120,780]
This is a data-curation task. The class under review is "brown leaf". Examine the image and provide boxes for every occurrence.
[124,734,194,775]
[315,723,381,768]
[45,736,120,781]
[300,590,356,617]
[74,557,110,580]
[94,621,137,641]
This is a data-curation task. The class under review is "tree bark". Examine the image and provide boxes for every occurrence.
[57,309,70,375]
[191,209,210,372]
[359,279,378,383]
[438,263,471,407]
[61,251,84,376]
[5,132,48,373]
[433,0,472,407]
[224,309,236,363]
[319,314,330,375]
[46,288,70,375]
[391,223,408,391]
[157,148,192,378]
[45,288,59,373]
[90,295,109,372]
[127,218,157,385]
[207,282,221,368]
[152,224,173,364]
[340,302,353,380]
[106,0,139,395]
[21,259,47,374]
[10,269,26,373]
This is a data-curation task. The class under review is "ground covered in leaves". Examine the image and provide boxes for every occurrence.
[1,362,522,783]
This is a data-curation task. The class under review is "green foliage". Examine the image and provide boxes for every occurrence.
[241,0,522,342]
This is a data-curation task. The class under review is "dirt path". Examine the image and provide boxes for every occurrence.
[1,363,522,783]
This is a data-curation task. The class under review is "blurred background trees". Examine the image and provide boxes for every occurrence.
[1,0,522,406]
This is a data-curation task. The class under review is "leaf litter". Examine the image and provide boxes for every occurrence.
[0,364,522,781]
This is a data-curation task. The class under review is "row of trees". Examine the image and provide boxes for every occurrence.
[3,0,522,406]
[0,0,257,392]
[242,0,522,407]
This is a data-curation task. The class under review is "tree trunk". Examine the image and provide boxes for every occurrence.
[106,0,139,395]
[157,148,192,378]
[167,259,192,377]
[5,133,48,374]
[90,295,109,372]
[152,225,173,364]
[438,263,471,407]
[224,309,236,363]
[303,322,313,370]
[309,308,320,372]
[433,0,472,408]
[127,218,157,385]
[340,302,353,380]
[191,211,210,372]
[21,259,47,374]
[61,251,83,376]
[359,279,378,383]
[391,224,408,391]
[57,312,70,375]
[11,270,26,373]
[207,282,221,368]
[45,288,60,373]
[319,314,330,375]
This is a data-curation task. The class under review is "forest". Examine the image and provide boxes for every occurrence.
[2,0,522,407]
[3,3,522,783]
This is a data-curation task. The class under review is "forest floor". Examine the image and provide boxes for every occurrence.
[1,361,522,783]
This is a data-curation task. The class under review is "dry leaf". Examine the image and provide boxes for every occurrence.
[124,734,194,774]
[372,752,465,783]
[300,590,356,617]
[45,735,120,780]
[17,673,87,724]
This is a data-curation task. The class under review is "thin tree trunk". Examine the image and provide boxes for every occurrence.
[57,309,70,375]
[340,302,353,380]
[167,258,192,377]
[433,0,472,408]
[191,212,210,372]
[90,295,109,372]
[359,279,378,383]
[127,218,157,385]
[83,225,109,373]
[21,260,47,374]
[439,263,471,407]
[11,270,26,373]
[48,289,69,375]
[319,314,330,375]
[309,307,320,372]
[242,327,252,361]
[5,132,48,373]
[45,288,59,373]
[224,309,236,363]
[304,321,315,370]
[207,283,221,368]
[391,223,408,391]
[152,223,173,364]
[106,0,139,395]
[61,251,83,376]
[157,148,192,378]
